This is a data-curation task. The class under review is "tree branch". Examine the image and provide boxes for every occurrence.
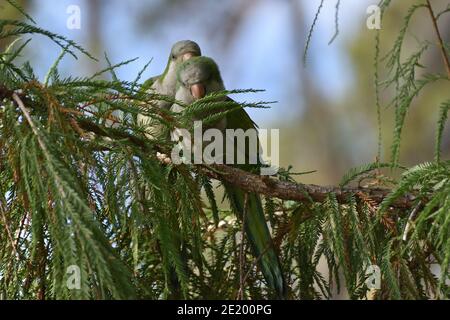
[0,85,418,210]
[426,0,450,77]
[199,164,417,209]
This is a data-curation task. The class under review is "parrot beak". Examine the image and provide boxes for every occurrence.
[190,83,206,99]
[182,52,195,62]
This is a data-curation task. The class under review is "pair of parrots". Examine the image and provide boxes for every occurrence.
[137,40,286,299]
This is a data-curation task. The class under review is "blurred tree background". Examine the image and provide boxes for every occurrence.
[1,0,449,185]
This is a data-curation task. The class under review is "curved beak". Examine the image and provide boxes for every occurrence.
[182,52,195,62]
[190,83,206,99]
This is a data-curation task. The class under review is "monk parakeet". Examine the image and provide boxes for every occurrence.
[137,40,201,139]
[171,56,287,299]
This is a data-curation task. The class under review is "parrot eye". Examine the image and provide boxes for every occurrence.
[171,54,176,60]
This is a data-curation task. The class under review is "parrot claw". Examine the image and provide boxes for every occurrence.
[156,152,172,165]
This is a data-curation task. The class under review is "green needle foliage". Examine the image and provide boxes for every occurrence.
[0,1,449,300]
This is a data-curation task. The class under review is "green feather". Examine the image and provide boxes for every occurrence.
[224,98,286,298]
[176,56,221,83]
[140,75,159,93]
[224,186,287,298]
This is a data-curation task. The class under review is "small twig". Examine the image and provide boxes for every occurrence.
[241,241,272,288]
[0,198,19,258]
[78,93,137,110]
[237,193,248,300]
[303,0,325,66]
[328,0,341,45]
[402,201,422,241]
[426,0,450,77]
[13,93,73,204]
[14,212,29,254]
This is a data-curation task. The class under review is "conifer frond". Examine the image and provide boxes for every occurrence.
[435,100,450,162]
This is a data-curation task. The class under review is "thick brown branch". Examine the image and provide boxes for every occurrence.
[200,164,417,209]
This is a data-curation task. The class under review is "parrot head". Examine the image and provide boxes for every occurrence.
[170,40,202,65]
[175,56,225,102]
[156,40,202,100]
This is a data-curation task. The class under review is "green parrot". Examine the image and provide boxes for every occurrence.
[135,41,202,297]
[137,40,201,139]
[171,56,287,299]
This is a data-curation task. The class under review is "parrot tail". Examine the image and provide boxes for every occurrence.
[224,184,287,299]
